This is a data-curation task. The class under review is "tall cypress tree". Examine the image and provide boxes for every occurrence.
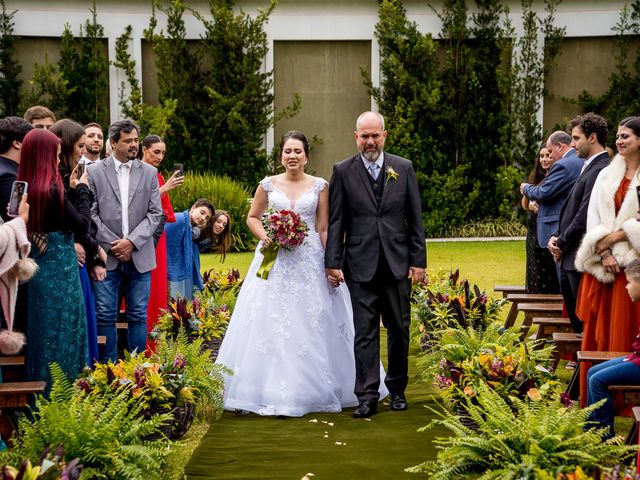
[0,0,22,116]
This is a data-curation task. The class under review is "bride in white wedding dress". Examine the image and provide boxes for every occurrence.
[215,131,387,417]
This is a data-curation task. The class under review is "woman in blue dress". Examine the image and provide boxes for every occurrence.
[18,128,91,388]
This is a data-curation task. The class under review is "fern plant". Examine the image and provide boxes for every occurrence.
[408,383,635,479]
[5,364,173,480]
[151,331,229,419]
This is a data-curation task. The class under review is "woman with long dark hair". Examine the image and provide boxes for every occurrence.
[51,119,106,363]
[18,128,90,387]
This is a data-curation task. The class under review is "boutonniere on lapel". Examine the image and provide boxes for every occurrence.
[385,166,399,185]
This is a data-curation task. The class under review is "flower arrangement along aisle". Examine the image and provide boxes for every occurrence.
[407,383,635,479]
[202,268,242,313]
[76,333,227,439]
[430,324,557,409]
[150,294,232,348]
[4,364,172,480]
[256,208,308,279]
[411,269,506,351]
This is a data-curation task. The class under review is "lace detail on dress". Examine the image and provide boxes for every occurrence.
[260,176,273,193]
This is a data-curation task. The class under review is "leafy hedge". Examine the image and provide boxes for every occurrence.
[167,172,255,252]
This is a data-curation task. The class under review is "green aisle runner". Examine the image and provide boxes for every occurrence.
[185,344,447,479]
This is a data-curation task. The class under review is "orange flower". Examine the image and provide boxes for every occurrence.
[463,386,475,397]
[527,388,541,401]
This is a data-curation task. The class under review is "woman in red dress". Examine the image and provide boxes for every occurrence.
[140,135,184,346]
[575,116,640,404]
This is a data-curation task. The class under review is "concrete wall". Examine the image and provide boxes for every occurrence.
[273,41,371,179]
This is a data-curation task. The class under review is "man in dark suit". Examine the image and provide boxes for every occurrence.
[325,111,426,418]
[88,120,163,362]
[521,131,583,281]
[548,113,611,333]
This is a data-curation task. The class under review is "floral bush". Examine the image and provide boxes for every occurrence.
[151,294,231,343]
[76,352,181,413]
[412,269,506,350]
[434,340,558,406]
[408,383,635,479]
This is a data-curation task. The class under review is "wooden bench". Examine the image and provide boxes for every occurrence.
[0,381,46,409]
[0,356,26,382]
[515,303,564,339]
[503,294,564,329]
[608,385,640,405]
[550,332,583,369]
[494,285,526,298]
[565,350,629,400]
[532,317,573,340]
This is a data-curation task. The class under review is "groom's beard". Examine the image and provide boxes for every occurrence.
[360,148,382,162]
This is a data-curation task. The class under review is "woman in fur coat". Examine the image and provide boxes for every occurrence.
[575,116,640,403]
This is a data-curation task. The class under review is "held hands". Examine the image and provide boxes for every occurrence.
[110,239,134,262]
[528,200,539,214]
[325,268,344,288]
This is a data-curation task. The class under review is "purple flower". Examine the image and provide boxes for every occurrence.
[76,378,91,393]
[173,353,187,370]
[133,366,146,387]
[560,392,574,407]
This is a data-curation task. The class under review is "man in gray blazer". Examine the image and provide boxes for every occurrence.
[87,120,163,362]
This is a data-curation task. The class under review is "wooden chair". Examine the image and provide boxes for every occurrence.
[502,294,564,329]
[565,350,629,400]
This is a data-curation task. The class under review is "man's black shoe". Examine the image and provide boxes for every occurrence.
[353,401,377,418]
[390,394,407,411]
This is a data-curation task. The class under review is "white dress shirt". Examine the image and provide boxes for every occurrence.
[114,158,132,238]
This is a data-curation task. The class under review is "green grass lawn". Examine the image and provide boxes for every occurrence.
[201,240,526,296]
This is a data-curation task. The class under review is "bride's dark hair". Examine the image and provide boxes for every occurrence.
[279,130,309,158]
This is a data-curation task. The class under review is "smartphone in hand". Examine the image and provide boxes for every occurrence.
[7,180,27,218]
[76,161,85,178]
[173,163,184,177]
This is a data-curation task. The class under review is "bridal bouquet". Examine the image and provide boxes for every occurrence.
[257,208,308,279]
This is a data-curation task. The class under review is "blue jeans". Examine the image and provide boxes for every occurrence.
[93,262,150,363]
[586,356,640,437]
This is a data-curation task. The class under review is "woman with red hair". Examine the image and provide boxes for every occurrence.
[18,128,91,389]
